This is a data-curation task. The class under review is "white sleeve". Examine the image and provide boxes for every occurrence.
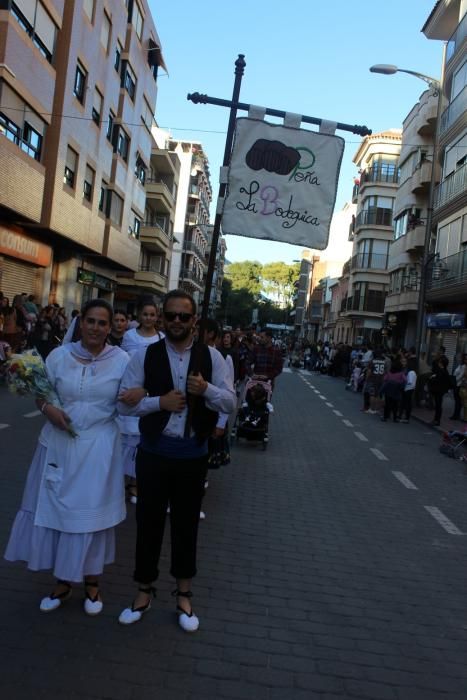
[117,346,161,416]
[203,347,237,415]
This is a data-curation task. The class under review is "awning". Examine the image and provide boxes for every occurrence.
[148,38,168,74]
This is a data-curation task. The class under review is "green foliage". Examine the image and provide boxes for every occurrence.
[225,260,262,296]
[261,261,301,306]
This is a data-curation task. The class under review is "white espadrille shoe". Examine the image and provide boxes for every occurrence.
[83,581,103,616]
[172,589,199,632]
[39,580,72,612]
[118,586,156,625]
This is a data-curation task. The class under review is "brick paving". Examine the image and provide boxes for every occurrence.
[2,377,467,699]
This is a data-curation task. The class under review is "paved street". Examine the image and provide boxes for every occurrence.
[2,372,467,700]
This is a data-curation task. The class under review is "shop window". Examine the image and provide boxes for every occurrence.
[64,146,78,188]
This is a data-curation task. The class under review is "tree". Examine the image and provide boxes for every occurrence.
[261,261,301,307]
[225,261,262,296]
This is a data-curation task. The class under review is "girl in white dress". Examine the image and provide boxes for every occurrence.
[120,299,163,503]
[5,300,131,615]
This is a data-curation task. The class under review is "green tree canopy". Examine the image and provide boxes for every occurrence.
[225,260,262,296]
[261,261,301,306]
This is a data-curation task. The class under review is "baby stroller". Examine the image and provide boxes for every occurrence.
[234,376,273,450]
[439,430,467,462]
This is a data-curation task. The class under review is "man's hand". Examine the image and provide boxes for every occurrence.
[160,390,186,412]
[118,387,147,406]
[187,372,208,396]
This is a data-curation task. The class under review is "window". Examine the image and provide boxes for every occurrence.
[117,128,130,161]
[83,0,94,22]
[83,164,95,202]
[21,122,42,161]
[135,154,146,184]
[64,146,78,188]
[106,110,115,142]
[100,12,111,53]
[92,88,103,125]
[98,180,108,213]
[114,41,122,73]
[108,191,123,226]
[0,112,21,145]
[131,1,144,39]
[74,62,87,104]
[141,98,153,130]
[129,213,141,239]
[11,1,57,63]
[123,62,137,101]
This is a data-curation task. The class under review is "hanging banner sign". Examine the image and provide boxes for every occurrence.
[221,118,345,250]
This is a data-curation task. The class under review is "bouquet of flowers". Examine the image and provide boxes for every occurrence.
[5,349,77,437]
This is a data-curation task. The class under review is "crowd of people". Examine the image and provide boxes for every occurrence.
[289,339,467,427]
[2,290,285,633]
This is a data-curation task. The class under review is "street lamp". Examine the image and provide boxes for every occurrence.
[369,62,443,368]
[369,64,440,94]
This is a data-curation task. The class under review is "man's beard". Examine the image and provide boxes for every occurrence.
[164,325,192,343]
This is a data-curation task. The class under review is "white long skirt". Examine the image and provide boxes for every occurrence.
[4,444,115,583]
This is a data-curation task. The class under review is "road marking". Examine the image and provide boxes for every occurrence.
[319,395,327,400]
[392,471,418,489]
[333,410,343,417]
[24,410,41,418]
[354,431,368,442]
[424,506,463,535]
[326,402,334,407]
[283,368,292,373]
[370,448,388,461]
[0,423,9,430]
[313,390,320,394]
[342,419,354,427]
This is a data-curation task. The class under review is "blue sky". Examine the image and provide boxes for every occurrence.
[148,0,443,264]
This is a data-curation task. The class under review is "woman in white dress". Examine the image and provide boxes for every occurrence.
[120,298,163,504]
[5,299,130,615]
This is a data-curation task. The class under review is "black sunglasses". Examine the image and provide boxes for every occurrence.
[163,311,194,322]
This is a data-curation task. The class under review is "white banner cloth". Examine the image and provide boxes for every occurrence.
[222,118,345,250]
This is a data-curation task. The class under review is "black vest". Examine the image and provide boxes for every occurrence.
[139,340,218,443]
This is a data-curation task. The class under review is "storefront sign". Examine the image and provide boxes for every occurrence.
[426,313,466,329]
[77,268,117,292]
[0,227,52,267]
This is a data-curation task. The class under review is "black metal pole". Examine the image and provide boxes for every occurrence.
[187,92,371,137]
[184,54,246,437]
[197,55,246,328]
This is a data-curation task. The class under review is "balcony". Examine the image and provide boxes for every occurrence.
[180,268,204,288]
[134,266,168,293]
[445,12,467,66]
[146,177,175,213]
[183,240,206,261]
[427,248,467,299]
[433,161,467,210]
[355,207,393,229]
[140,222,172,253]
[348,221,355,241]
[351,253,388,271]
[344,295,386,314]
[360,165,399,187]
[403,222,426,252]
[411,159,432,195]
[352,183,359,203]
[439,85,467,138]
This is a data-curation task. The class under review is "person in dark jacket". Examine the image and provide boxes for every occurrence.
[429,355,451,426]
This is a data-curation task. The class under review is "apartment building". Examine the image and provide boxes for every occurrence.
[115,127,180,309]
[204,223,226,314]
[0,0,165,310]
[422,0,467,362]
[384,89,439,348]
[340,130,402,345]
[168,141,212,304]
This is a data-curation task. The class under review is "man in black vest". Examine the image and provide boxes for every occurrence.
[117,290,236,631]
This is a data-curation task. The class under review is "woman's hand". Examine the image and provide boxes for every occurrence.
[118,387,147,406]
[43,405,73,432]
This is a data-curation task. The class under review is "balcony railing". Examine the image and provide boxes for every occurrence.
[347,295,386,313]
[142,221,172,240]
[439,85,467,136]
[180,268,204,284]
[355,207,393,228]
[352,183,359,203]
[360,165,399,185]
[146,177,175,201]
[427,248,467,291]
[351,253,388,271]
[433,161,467,210]
[183,240,206,259]
[446,11,467,64]
[139,265,167,277]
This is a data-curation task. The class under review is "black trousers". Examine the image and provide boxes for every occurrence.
[384,396,399,421]
[134,448,208,584]
[400,390,414,420]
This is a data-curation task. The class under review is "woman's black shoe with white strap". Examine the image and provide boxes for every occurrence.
[172,589,199,632]
[118,585,156,625]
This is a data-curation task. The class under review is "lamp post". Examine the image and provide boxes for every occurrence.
[369,63,442,368]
